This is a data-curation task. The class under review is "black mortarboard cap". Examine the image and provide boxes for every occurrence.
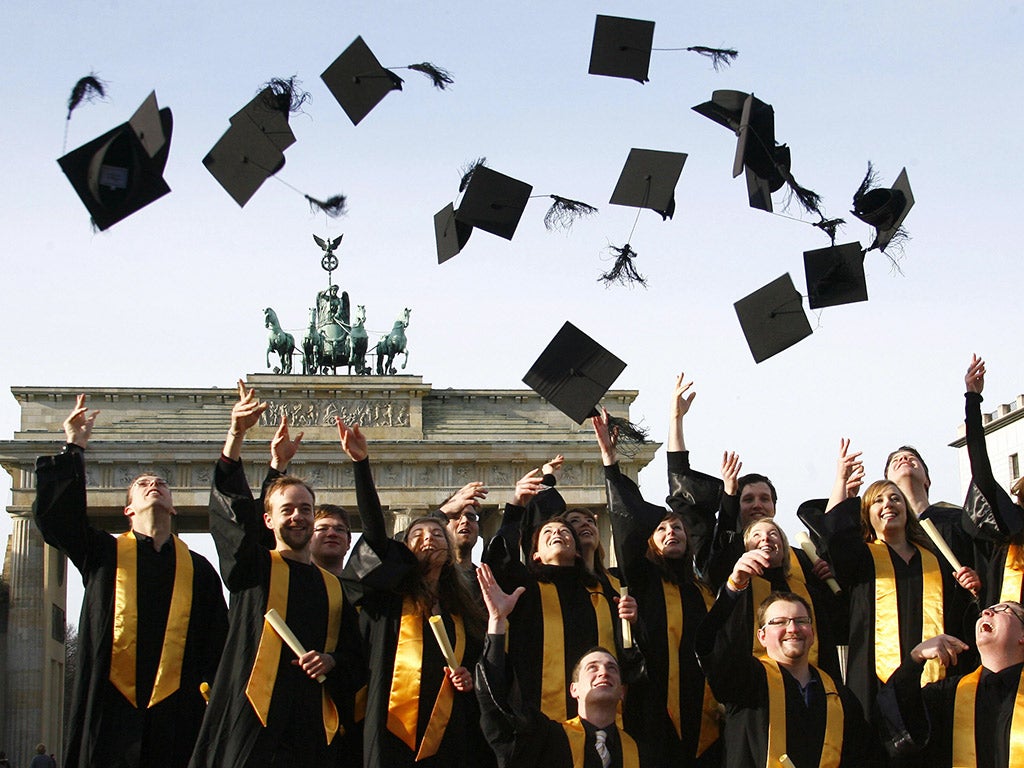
[734,274,812,363]
[852,168,914,251]
[321,36,403,126]
[804,242,868,309]
[434,202,473,264]
[57,91,172,231]
[229,87,296,153]
[588,15,656,83]
[203,118,286,207]
[455,165,533,240]
[609,148,687,219]
[691,89,749,132]
[522,321,626,424]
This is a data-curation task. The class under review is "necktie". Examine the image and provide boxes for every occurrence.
[594,729,611,768]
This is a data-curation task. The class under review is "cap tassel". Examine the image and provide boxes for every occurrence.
[67,74,107,120]
[812,217,846,245]
[459,157,486,192]
[544,195,598,231]
[851,161,910,255]
[599,244,647,288]
[305,194,348,217]
[261,76,310,115]
[406,62,454,90]
[686,46,739,70]
[607,415,650,458]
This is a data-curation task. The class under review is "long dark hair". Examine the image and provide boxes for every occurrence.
[645,511,698,585]
[528,515,597,587]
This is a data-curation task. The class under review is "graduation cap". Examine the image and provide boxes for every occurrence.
[851,165,914,252]
[803,242,868,309]
[322,36,453,126]
[588,14,737,83]
[434,202,473,264]
[523,321,626,424]
[734,274,812,363]
[455,165,533,240]
[58,91,172,231]
[204,81,346,215]
[609,148,687,219]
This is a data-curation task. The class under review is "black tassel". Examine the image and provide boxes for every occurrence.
[407,62,454,90]
[261,76,310,115]
[305,194,348,217]
[686,46,739,71]
[813,217,846,245]
[784,177,824,218]
[607,415,649,458]
[67,74,107,120]
[599,244,647,288]
[852,162,878,207]
[544,195,598,231]
[459,157,486,192]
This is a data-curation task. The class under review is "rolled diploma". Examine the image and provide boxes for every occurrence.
[918,518,963,573]
[428,615,459,669]
[265,608,326,683]
[779,755,797,768]
[620,587,633,649]
[795,532,842,595]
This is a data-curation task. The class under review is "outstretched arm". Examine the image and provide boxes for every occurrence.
[826,438,864,512]
[222,380,268,461]
[667,372,696,452]
[64,393,99,449]
[270,414,303,472]
[592,408,618,467]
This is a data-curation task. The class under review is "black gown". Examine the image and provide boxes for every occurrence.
[34,445,228,768]
[605,455,720,768]
[695,586,874,768]
[341,457,491,768]
[189,457,364,768]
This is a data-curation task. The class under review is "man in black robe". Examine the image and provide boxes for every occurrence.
[34,395,228,768]
[696,579,873,768]
[189,382,363,768]
[475,563,642,768]
[879,601,1024,768]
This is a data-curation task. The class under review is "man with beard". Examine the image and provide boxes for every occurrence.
[879,601,1024,767]
[34,395,227,768]
[438,481,488,600]
[696,588,873,767]
[189,382,363,768]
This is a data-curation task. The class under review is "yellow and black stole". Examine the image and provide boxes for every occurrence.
[245,551,343,743]
[561,716,639,768]
[761,658,843,768]
[751,551,819,667]
[1000,543,1024,603]
[110,533,193,707]
[537,581,615,722]
[386,596,466,761]
[869,541,944,684]
[662,580,720,755]
[952,666,1024,767]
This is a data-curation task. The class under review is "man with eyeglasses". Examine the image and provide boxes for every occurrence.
[439,481,488,573]
[879,601,1024,767]
[696,583,874,767]
[34,395,228,768]
[310,505,353,577]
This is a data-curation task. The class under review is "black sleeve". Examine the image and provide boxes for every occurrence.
[695,586,759,705]
[665,451,724,576]
[33,445,105,571]
[605,462,664,582]
[209,456,266,592]
[875,656,931,758]
[962,391,1024,541]
[482,504,532,592]
[705,493,744,590]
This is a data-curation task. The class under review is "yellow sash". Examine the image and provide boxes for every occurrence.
[751,553,819,667]
[245,552,342,743]
[953,665,1024,768]
[385,597,467,760]
[1000,543,1024,603]
[869,541,944,684]
[538,581,615,722]
[110,533,193,708]
[761,659,843,768]
[662,580,721,755]
[561,716,640,768]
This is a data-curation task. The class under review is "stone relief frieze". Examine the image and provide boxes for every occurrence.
[258,399,410,428]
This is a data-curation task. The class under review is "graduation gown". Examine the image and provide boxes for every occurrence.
[816,498,977,718]
[34,445,227,768]
[476,633,639,768]
[695,586,873,768]
[341,458,490,768]
[879,656,1024,768]
[189,457,363,768]
[605,456,720,768]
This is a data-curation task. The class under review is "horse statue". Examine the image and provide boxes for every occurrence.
[264,307,295,374]
[375,308,411,375]
[346,304,370,375]
[301,308,321,375]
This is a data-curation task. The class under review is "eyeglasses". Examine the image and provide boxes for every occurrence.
[985,604,1024,626]
[763,616,813,629]
[134,478,168,489]
[445,511,479,522]
[313,525,350,535]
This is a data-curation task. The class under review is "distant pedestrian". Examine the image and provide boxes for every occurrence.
[29,744,55,768]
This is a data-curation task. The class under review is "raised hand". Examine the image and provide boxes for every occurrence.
[336,418,368,462]
[729,548,771,591]
[670,372,696,419]
[63,393,99,448]
[910,634,970,668]
[230,380,268,437]
[270,414,303,471]
[542,454,565,478]
[965,354,986,394]
[721,451,742,495]
[512,469,545,507]
[615,593,638,624]
[477,563,526,632]
[591,407,618,466]
[440,481,489,515]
